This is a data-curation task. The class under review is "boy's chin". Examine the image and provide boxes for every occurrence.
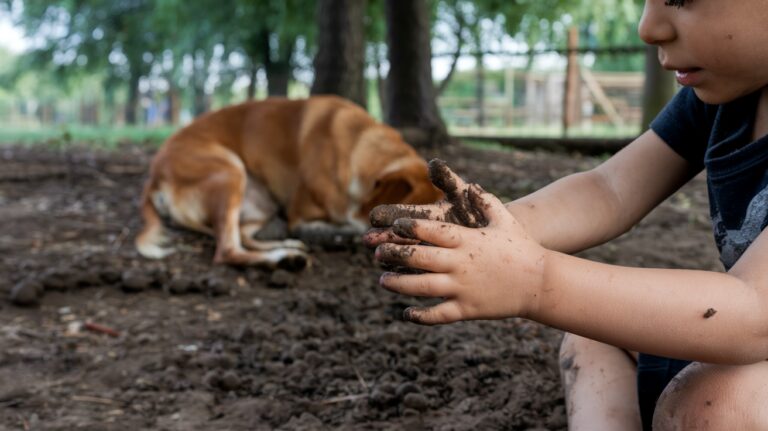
[691,86,757,105]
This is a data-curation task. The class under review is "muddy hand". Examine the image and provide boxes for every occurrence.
[364,159,488,248]
[376,189,546,326]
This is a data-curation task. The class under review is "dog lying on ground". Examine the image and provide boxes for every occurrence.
[135,95,442,270]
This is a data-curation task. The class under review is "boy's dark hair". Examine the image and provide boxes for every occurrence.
[665,0,687,6]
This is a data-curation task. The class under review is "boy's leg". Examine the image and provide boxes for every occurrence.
[559,333,642,431]
[653,361,768,430]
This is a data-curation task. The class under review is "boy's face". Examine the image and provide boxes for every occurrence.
[639,0,768,104]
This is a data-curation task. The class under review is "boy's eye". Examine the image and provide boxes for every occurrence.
[664,0,687,7]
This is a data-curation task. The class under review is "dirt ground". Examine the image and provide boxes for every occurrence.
[0,141,721,430]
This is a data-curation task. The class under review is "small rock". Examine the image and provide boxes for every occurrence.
[99,268,122,284]
[40,268,78,291]
[9,279,42,306]
[267,269,295,288]
[402,392,429,411]
[121,269,154,292]
[76,270,103,287]
[219,370,241,391]
[395,382,421,400]
[202,370,220,388]
[232,324,255,342]
[368,386,396,408]
[206,277,230,296]
[419,346,438,363]
[168,277,195,294]
[290,343,307,360]
[195,353,235,370]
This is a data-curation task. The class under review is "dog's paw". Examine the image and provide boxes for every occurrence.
[282,239,309,251]
[277,254,308,272]
[265,249,308,272]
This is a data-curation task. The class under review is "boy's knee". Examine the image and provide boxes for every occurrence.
[653,362,768,431]
[559,333,588,358]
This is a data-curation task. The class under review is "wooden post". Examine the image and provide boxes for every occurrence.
[504,68,515,126]
[563,26,580,137]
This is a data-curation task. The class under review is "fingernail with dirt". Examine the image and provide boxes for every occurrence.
[379,271,399,285]
[363,228,386,248]
[428,159,459,197]
[393,218,417,239]
[403,307,426,324]
[376,244,415,266]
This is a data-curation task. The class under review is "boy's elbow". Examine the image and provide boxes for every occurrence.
[732,291,768,364]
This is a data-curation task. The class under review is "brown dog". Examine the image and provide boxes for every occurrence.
[135,96,442,269]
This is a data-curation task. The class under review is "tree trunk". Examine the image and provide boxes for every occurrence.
[192,51,210,117]
[375,45,388,115]
[247,62,258,100]
[166,84,180,126]
[563,26,581,136]
[125,72,140,125]
[266,61,291,96]
[436,8,465,96]
[311,0,367,107]
[475,52,485,127]
[641,45,677,130]
[259,30,294,97]
[384,0,449,148]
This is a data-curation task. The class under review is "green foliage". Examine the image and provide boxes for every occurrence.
[1,0,648,128]
[0,124,173,147]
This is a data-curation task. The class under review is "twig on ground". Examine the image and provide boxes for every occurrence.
[111,226,130,250]
[353,366,369,390]
[317,393,368,405]
[83,322,120,338]
[72,395,116,405]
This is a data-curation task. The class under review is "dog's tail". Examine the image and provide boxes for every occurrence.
[135,179,175,259]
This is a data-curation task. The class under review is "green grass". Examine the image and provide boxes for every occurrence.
[0,125,174,148]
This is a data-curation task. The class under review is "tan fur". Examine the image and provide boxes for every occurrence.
[135,96,442,269]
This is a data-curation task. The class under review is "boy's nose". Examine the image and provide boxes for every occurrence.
[638,2,677,45]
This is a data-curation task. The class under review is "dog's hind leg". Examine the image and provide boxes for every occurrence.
[238,176,307,252]
[206,169,308,271]
[135,179,176,259]
[240,222,308,251]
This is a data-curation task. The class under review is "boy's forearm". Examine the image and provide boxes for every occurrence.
[505,170,628,254]
[505,131,695,255]
[530,251,768,364]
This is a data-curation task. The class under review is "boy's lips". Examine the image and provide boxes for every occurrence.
[674,67,704,86]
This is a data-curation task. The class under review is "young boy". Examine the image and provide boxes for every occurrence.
[364,1,768,429]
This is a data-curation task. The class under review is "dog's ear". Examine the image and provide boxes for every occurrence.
[360,170,414,217]
[359,160,444,217]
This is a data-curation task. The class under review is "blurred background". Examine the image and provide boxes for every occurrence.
[0,0,674,148]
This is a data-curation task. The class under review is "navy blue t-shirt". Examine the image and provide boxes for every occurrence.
[652,86,768,270]
[634,87,768,429]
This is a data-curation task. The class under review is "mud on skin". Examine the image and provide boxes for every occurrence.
[368,159,489,229]
[428,159,489,229]
[370,205,434,228]
[376,244,416,267]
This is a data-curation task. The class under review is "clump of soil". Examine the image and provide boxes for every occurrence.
[0,142,721,430]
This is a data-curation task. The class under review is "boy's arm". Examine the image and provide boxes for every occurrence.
[532,230,768,365]
[378,192,768,365]
[505,129,698,254]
